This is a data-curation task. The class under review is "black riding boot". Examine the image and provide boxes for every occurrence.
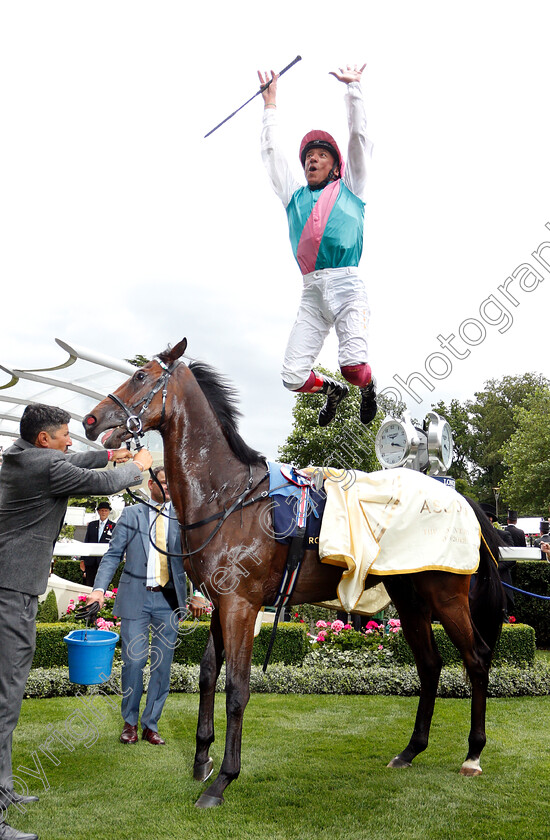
[359,379,377,425]
[318,376,349,427]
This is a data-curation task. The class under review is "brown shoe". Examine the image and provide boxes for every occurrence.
[120,722,138,744]
[142,726,165,745]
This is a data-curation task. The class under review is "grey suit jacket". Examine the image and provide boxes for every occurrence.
[0,438,142,596]
[93,502,187,619]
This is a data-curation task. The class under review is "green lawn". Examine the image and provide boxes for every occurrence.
[9,693,550,840]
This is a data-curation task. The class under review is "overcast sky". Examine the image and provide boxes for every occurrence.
[1,1,550,460]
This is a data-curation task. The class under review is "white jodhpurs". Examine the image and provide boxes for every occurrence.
[281,266,370,390]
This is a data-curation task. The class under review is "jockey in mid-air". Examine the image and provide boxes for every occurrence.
[258,61,377,427]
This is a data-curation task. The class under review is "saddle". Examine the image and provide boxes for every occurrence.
[267,462,326,546]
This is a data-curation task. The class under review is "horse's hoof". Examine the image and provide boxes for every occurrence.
[387,756,412,769]
[460,759,482,777]
[193,757,214,783]
[195,793,224,809]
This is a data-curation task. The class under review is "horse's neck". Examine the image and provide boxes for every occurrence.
[161,397,247,520]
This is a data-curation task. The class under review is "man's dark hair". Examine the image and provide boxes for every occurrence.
[20,403,71,444]
[151,465,165,479]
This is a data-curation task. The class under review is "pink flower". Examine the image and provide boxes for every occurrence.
[366,620,380,630]
[365,629,373,635]
[317,631,326,642]
[509,616,516,623]
[316,620,328,629]
[388,618,401,628]
[344,623,352,630]
[331,620,345,633]
[78,595,87,602]
[112,588,118,594]
[378,644,384,650]
[66,603,75,612]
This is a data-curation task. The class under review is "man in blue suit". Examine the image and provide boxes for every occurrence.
[86,466,207,745]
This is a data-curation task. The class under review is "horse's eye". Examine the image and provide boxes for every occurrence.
[135,371,146,382]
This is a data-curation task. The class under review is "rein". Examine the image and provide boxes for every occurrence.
[107,360,270,558]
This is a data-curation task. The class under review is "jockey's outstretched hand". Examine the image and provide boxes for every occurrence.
[329,63,366,84]
[258,70,278,107]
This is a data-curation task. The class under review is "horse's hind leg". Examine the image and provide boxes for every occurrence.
[385,577,443,768]
[193,608,224,783]
[434,581,492,776]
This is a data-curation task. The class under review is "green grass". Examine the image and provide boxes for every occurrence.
[9,693,550,840]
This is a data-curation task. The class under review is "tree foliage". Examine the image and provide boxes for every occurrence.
[432,372,550,513]
[500,388,550,514]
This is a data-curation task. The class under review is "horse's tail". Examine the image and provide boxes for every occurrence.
[465,496,507,658]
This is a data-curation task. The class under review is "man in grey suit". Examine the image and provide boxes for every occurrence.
[86,466,207,746]
[0,403,151,840]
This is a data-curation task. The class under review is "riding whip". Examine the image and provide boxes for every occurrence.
[204,55,302,138]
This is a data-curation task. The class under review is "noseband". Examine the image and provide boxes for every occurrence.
[107,357,179,449]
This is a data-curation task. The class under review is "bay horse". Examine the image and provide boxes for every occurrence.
[83,339,506,808]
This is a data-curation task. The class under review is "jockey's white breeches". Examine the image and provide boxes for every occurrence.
[281,266,370,390]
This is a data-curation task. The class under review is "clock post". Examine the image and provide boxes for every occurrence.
[374,410,455,487]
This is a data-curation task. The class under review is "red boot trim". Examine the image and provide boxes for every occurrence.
[340,364,372,388]
[296,371,324,393]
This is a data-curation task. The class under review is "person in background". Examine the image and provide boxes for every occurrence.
[504,510,526,548]
[480,503,515,621]
[80,501,116,587]
[85,466,208,746]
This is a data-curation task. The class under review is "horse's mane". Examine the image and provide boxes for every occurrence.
[186,360,265,467]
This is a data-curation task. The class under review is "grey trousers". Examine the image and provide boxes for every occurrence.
[0,587,37,789]
[119,589,178,732]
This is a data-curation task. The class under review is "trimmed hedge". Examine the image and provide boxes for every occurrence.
[36,590,60,623]
[391,622,536,667]
[32,621,308,669]
[33,622,81,668]
[165,621,308,667]
[33,619,534,672]
[23,658,550,700]
[52,557,125,590]
[512,561,550,646]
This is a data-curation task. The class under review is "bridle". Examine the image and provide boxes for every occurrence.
[106,356,180,450]
[104,355,270,559]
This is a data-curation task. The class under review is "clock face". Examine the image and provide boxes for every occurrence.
[440,422,453,469]
[375,421,409,467]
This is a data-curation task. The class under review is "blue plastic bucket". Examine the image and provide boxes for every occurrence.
[64,629,119,685]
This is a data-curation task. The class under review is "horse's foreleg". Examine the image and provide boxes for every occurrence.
[195,599,256,808]
[385,579,442,768]
[193,608,224,783]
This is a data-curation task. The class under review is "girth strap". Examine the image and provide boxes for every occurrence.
[262,484,310,672]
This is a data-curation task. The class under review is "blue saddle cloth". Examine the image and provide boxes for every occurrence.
[267,462,326,547]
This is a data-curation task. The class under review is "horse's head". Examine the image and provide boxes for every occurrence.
[83,338,187,448]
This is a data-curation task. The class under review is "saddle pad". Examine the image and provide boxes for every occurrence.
[268,461,326,546]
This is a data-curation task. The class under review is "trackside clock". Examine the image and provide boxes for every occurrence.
[375,411,453,476]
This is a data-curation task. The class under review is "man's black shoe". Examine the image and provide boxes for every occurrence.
[360,380,377,425]
[318,378,349,427]
[0,822,38,839]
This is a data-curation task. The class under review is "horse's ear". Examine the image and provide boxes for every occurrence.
[168,338,187,362]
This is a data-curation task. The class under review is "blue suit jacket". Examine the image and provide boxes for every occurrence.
[93,502,187,619]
